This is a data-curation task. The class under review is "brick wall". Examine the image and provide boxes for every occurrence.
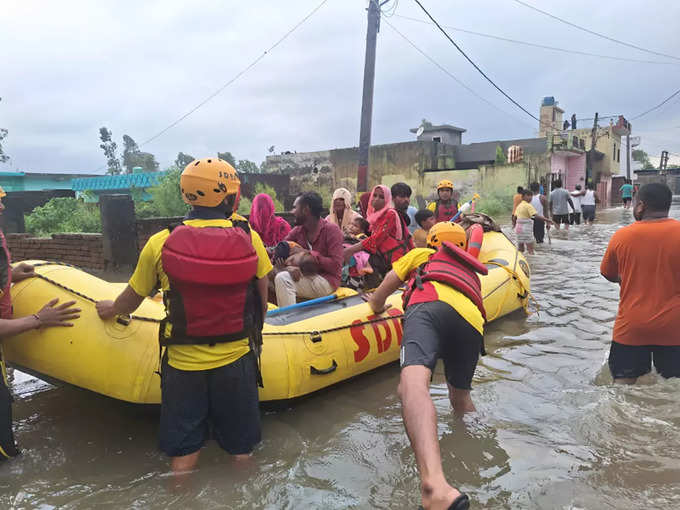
[6,233,105,271]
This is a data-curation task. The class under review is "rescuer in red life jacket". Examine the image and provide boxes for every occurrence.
[427,179,459,223]
[367,221,487,510]
[0,186,81,462]
[96,158,272,475]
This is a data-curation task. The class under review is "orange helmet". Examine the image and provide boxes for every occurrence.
[180,157,240,208]
[426,222,466,249]
[437,179,454,191]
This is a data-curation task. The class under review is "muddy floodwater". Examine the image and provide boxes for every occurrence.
[2,200,680,509]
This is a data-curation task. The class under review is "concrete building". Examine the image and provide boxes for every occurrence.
[539,97,565,138]
[409,123,466,146]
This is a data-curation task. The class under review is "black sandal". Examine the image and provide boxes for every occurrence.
[418,493,470,510]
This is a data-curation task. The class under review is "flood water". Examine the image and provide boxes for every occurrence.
[2,200,680,509]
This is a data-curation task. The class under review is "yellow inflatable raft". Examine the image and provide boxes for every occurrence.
[2,231,530,404]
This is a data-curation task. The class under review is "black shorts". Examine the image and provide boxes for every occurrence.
[623,197,632,204]
[569,212,581,225]
[401,300,482,390]
[159,352,261,457]
[553,214,570,225]
[608,341,680,379]
[0,378,20,460]
[582,205,596,221]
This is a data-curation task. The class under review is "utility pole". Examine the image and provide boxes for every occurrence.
[357,0,387,193]
[626,132,631,180]
[587,112,599,184]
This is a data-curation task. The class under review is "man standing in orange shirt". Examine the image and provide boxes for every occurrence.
[600,183,680,383]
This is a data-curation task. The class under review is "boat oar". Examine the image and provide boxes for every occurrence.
[266,292,341,317]
[449,193,481,222]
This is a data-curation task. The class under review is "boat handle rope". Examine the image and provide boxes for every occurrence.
[484,261,539,320]
[28,262,161,323]
[24,262,405,334]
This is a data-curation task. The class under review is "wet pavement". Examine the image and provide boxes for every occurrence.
[2,200,679,509]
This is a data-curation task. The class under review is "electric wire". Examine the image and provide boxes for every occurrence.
[630,86,680,121]
[138,0,330,148]
[411,0,539,122]
[394,14,678,66]
[381,18,532,128]
[510,0,680,62]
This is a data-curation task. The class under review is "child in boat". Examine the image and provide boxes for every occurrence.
[514,189,553,254]
[367,222,486,510]
[342,217,372,289]
[413,209,436,248]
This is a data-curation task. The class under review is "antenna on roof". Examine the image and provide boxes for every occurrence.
[416,126,425,137]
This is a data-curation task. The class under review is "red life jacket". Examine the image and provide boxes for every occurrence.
[160,220,259,346]
[377,210,414,266]
[403,241,488,319]
[0,231,13,320]
[435,200,458,222]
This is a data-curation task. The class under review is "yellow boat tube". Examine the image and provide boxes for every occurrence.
[3,231,530,404]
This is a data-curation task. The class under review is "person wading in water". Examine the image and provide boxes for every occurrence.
[97,158,272,476]
[601,183,680,383]
[368,222,487,510]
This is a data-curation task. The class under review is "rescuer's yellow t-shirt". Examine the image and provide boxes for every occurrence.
[128,218,273,371]
[393,248,484,334]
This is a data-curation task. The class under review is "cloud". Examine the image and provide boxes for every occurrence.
[2,0,679,173]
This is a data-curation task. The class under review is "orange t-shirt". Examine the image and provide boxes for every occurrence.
[512,194,522,214]
[600,218,680,346]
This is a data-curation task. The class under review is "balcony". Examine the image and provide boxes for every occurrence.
[549,132,585,155]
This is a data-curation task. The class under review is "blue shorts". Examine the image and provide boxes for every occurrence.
[608,341,680,379]
[159,352,261,457]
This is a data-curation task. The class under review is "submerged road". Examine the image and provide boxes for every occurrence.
[2,199,679,509]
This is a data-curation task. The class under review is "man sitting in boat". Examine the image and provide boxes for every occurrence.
[0,186,81,462]
[273,192,343,307]
[367,222,487,510]
[343,185,413,288]
[96,157,272,476]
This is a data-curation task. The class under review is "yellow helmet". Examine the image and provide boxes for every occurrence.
[426,222,466,249]
[437,179,454,191]
[0,186,5,198]
[180,157,240,207]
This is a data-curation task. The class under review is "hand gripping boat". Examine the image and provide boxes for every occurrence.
[2,231,530,404]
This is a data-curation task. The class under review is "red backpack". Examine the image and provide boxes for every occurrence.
[403,241,488,319]
[160,220,259,345]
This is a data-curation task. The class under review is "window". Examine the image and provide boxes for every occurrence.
[613,143,616,160]
[617,149,620,162]
[432,136,442,143]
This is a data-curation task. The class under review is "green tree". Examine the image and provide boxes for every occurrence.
[0,98,9,164]
[218,151,236,167]
[25,197,102,236]
[122,134,139,173]
[99,127,122,175]
[495,145,507,164]
[237,159,259,174]
[632,149,654,170]
[174,152,195,170]
[144,167,189,217]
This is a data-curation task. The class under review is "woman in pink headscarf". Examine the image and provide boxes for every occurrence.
[249,193,291,247]
[343,185,413,283]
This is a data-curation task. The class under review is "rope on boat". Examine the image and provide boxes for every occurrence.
[25,262,405,332]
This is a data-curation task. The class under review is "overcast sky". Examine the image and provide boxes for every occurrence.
[2,0,680,174]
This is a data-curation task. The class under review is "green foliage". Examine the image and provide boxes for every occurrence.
[141,167,189,218]
[476,191,513,219]
[121,135,159,173]
[174,152,195,170]
[25,197,102,236]
[218,152,236,167]
[495,145,507,165]
[632,149,654,169]
[237,182,284,216]
[237,159,260,174]
[99,126,121,175]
